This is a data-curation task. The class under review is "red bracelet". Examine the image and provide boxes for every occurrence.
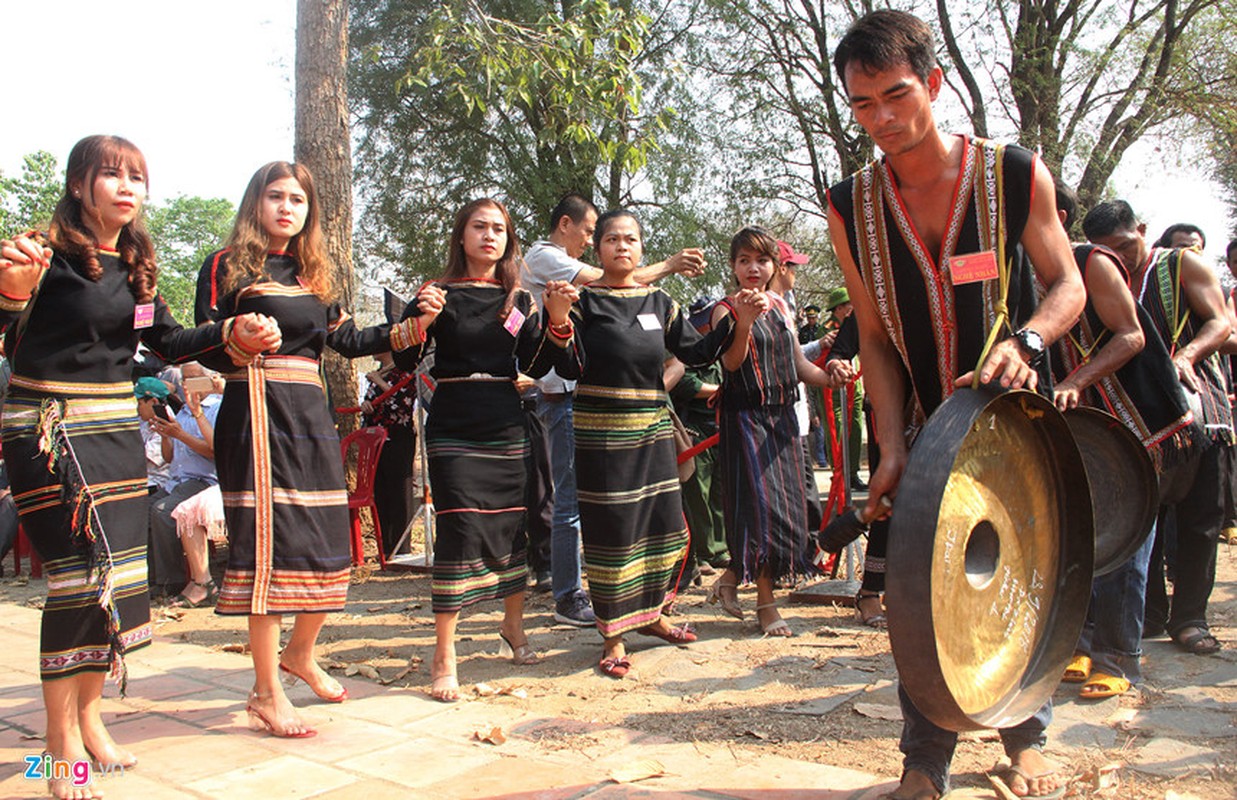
[0,288,32,302]
[548,322,574,340]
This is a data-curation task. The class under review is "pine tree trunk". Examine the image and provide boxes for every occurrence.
[295,0,358,437]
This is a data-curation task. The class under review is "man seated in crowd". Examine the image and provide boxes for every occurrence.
[147,363,224,607]
[136,377,175,497]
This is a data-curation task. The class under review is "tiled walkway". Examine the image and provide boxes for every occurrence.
[0,605,896,799]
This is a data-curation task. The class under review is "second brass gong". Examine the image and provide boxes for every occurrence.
[887,388,1094,732]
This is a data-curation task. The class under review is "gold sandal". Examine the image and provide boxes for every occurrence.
[706,576,744,620]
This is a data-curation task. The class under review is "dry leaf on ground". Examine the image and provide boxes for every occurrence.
[473,726,506,745]
[609,759,665,783]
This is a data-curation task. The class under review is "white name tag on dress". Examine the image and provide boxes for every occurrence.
[637,313,661,331]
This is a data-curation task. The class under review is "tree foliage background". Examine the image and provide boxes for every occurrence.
[349,0,1237,303]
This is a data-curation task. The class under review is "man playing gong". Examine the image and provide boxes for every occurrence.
[826,11,1085,800]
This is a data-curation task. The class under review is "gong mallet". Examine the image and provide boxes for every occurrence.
[817,495,893,553]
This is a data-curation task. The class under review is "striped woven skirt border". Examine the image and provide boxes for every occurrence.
[574,393,687,638]
[1,380,151,685]
[426,382,531,614]
[215,356,352,615]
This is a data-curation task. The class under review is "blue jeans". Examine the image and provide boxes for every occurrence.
[1077,519,1156,682]
[898,684,1050,795]
[534,390,583,602]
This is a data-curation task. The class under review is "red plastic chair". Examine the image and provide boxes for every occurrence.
[340,427,388,568]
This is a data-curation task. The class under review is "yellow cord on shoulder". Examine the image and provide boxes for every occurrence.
[971,150,1012,389]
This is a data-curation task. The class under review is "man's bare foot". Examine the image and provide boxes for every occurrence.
[883,769,940,799]
[1004,748,1062,797]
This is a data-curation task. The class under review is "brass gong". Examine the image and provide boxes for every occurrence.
[887,388,1093,732]
[1063,407,1157,577]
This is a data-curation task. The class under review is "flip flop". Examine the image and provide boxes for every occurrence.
[1061,653,1091,683]
[856,591,888,629]
[1173,627,1221,655]
[996,764,1065,799]
[1080,671,1131,699]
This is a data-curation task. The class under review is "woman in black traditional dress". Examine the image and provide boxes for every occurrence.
[195,162,418,738]
[0,135,279,799]
[557,209,764,678]
[396,198,575,701]
[707,227,836,637]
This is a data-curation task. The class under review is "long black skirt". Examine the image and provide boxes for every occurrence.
[2,381,151,686]
[426,381,530,614]
[215,356,352,615]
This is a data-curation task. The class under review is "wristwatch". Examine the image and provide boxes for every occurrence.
[1012,327,1045,365]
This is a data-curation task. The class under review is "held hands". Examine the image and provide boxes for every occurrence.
[667,248,707,278]
[956,337,1037,391]
[731,288,769,326]
[415,283,447,328]
[234,313,282,354]
[0,234,53,300]
[541,280,579,327]
[824,359,855,389]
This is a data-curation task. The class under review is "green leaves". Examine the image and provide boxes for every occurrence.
[145,195,236,322]
[0,150,62,234]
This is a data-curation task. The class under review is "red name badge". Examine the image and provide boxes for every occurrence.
[948,251,999,286]
[133,303,155,329]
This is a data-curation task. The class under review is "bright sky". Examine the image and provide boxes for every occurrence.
[3,1,1232,266]
[1,1,295,207]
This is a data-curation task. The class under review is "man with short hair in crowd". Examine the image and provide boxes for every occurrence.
[1154,222,1206,251]
[147,363,223,607]
[1052,183,1198,699]
[1084,200,1231,656]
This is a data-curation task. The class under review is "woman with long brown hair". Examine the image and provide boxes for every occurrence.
[0,135,279,799]
[195,161,420,738]
[396,198,576,700]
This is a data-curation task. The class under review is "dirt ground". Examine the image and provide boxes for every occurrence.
[3,528,1234,799]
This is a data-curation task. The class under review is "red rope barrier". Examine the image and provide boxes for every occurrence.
[335,370,418,415]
